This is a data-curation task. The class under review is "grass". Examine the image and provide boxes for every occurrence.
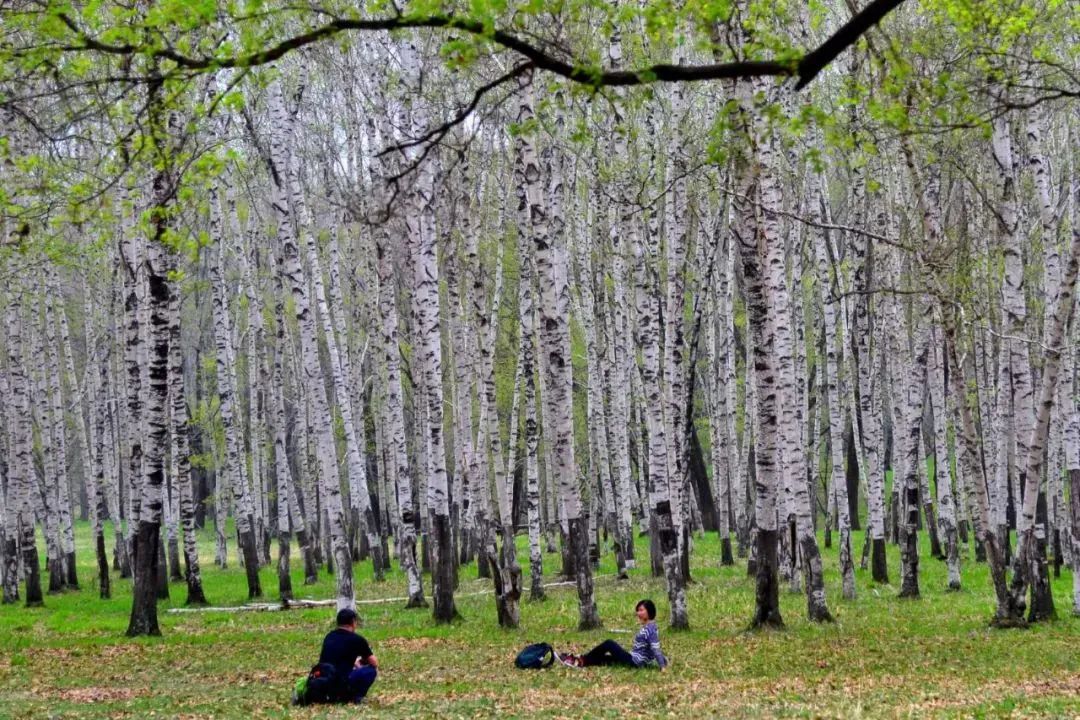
[0,520,1077,719]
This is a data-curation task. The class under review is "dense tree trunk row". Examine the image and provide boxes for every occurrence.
[2,16,1079,637]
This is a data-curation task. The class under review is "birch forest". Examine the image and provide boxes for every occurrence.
[2,0,1080,702]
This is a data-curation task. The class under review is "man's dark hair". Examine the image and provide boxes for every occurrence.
[636,599,657,620]
[336,608,359,627]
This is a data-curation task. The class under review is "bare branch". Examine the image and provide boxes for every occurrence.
[49,0,910,90]
[717,186,917,252]
[377,61,534,159]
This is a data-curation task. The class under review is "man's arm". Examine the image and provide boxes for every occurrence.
[354,653,378,667]
[353,635,377,668]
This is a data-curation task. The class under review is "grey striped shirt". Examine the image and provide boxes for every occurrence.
[630,621,668,668]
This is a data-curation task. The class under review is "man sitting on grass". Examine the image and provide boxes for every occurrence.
[316,608,378,703]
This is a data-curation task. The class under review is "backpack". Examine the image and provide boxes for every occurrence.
[514,642,555,670]
[294,662,345,705]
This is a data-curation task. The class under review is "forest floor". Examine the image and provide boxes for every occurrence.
[0,522,1077,719]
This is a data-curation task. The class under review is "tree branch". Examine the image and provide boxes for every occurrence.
[377,61,534,159]
[796,0,907,89]
[53,0,909,90]
[718,186,916,252]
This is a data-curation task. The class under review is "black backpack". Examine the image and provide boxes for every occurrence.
[303,662,345,704]
[514,642,555,669]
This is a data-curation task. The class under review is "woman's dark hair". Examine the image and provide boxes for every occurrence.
[636,599,657,620]
[336,608,359,627]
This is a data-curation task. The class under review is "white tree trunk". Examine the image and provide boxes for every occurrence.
[929,329,962,590]
[519,220,546,600]
[711,215,738,565]
[601,226,637,572]
[992,110,1034,551]
[814,197,856,600]
[281,101,385,586]
[605,29,638,571]
[1008,189,1080,622]
[32,304,65,594]
[102,279,128,578]
[446,175,475,569]
[3,285,44,605]
[729,215,750,558]
[757,107,831,622]
[853,230,887,581]
[66,284,111,597]
[43,288,77,589]
[1067,165,1080,616]
[119,182,146,580]
[376,224,427,605]
[635,202,689,628]
[237,228,269,567]
[165,258,207,606]
[127,163,174,635]
[661,99,692,583]
[410,154,457,624]
[731,68,784,627]
[209,184,262,599]
[941,304,1014,623]
[575,195,623,578]
[898,320,930,598]
[267,81,353,611]
[532,79,600,629]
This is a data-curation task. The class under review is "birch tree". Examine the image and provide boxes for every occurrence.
[472,149,515,625]
[286,104,385,586]
[445,165,475,573]
[127,128,176,635]
[3,284,44,607]
[929,329,962,590]
[527,74,600,629]
[604,25,638,574]
[635,194,688,628]
[897,319,929,598]
[77,290,112,599]
[32,302,66,595]
[1004,192,1080,623]
[377,209,426,606]
[209,182,262,599]
[815,204,856,600]
[166,257,207,606]
[411,153,457,624]
[44,288,78,589]
[267,79,354,611]
[519,231,546,600]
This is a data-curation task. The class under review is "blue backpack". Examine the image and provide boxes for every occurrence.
[514,642,555,669]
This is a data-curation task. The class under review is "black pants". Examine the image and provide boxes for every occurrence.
[581,639,636,668]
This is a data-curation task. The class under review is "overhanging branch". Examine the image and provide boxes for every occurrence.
[795,0,907,89]
[52,0,908,90]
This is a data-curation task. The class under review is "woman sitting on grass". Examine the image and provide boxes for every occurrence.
[560,599,668,670]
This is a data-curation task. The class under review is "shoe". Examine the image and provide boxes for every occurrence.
[560,653,583,668]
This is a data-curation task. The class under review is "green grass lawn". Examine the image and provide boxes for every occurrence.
[1,520,1077,719]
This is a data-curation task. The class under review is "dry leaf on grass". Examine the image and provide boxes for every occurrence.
[53,687,145,703]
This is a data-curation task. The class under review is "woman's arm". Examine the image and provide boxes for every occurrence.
[649,625,668,670]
